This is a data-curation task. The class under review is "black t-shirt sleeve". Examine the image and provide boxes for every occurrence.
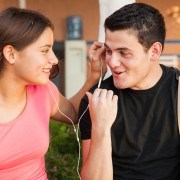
[79,92,92,140]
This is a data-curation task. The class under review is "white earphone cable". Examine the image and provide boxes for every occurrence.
[48,56,103,179]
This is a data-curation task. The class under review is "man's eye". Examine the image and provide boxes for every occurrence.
[106,49,112,55]
[121,52,130,56]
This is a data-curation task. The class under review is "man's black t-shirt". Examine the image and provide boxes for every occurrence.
[79,65,180,179]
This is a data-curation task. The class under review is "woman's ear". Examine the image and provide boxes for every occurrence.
[2,45,16,64]
[148,42,162,61]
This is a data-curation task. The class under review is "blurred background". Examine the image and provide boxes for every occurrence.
[1,0,179,179]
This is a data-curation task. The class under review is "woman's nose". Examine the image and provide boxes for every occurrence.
[49,52,58,65]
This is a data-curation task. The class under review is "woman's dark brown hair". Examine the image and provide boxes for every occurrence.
[0,7,59,78]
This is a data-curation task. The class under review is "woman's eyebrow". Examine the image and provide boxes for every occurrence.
[39,44,52,48]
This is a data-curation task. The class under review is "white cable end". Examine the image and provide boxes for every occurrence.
[98,77,102,88]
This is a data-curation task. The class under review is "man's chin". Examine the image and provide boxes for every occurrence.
[114,81,127,89]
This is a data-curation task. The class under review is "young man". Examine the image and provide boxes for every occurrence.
[79,3,180,180]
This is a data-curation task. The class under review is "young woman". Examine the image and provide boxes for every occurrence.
[0,7,118,179]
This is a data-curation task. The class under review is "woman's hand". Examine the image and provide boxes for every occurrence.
[86,89,118,136]
[88,41,107,83]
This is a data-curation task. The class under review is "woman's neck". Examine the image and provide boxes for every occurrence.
[0,76,26,104]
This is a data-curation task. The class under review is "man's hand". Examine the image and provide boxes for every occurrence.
[86,89,118,136]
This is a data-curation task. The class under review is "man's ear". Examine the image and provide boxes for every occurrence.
[148,42,162,61]
[2,45,17,64]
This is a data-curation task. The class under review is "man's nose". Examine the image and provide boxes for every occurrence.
[107,53,121,68]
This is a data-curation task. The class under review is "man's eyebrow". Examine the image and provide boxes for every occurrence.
[104,43,130,51]
[104,43,109,48]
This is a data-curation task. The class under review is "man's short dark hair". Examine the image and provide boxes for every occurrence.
[104,3,166,51]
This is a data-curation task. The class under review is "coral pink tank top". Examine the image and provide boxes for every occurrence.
[0,81,58,179]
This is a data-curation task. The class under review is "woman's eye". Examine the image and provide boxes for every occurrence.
[42,49,49,53]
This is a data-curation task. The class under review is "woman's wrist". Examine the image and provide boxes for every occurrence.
[86,75,100,87]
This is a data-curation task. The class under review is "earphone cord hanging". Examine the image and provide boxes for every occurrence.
[48,55,103,180]
[76,55,103,141]
[76,55,103,176]
[48,84,82,179]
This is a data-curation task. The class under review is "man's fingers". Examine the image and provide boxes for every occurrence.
[92,88,102,99]
[113,95,118,103]
[92,89,118,103]
[99,89,108,100]
[106,90,114,100]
